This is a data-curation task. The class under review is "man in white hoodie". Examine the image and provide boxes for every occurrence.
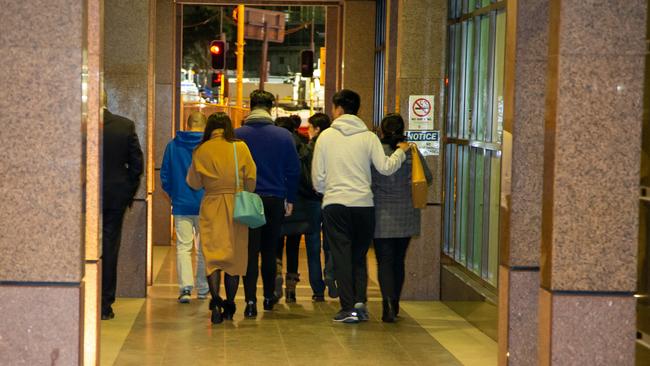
[312,89,410,323]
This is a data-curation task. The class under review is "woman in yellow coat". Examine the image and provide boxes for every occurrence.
[187,112,257,324]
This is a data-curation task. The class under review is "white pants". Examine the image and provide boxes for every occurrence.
[174,215,209,294]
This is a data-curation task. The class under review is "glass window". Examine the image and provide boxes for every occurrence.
[470,148,484,273]
[492,11,506,144]
[460,19,474,140]
[443,0,505,286]
[475,15,490,142]
[487,150,501,285]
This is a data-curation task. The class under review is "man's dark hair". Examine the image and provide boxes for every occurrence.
[249,89,275,110]
[275,116,296,132]
[332,89,361,115]
[308,113,331,131]
[289,114,302,130]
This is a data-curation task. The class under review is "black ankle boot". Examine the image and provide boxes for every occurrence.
[392,298,400,317]
[263,297,277,310]
[382,298,396,323]
[222,301,236,320]
[210,297,224,324]
[244,301,257,318]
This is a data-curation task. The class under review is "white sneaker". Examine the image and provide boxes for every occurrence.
[354,302,369,321]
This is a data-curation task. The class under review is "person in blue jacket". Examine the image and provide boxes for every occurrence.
[161,111,210,303]
[235,90,301,317]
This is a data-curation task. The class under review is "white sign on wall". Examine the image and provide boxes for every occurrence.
[408,95,435,130]
[406,130,439,156]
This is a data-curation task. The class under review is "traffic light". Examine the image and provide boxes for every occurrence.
[300,50,314,78]
[211,72,223,88]
[210,40,226,70]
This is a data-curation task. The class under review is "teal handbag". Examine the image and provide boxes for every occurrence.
[232,142,266,228]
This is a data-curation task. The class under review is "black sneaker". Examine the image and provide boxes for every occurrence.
[333,310,359,323]
[325,279,339,298]
[312,294,325,302]
[101,309,115,320]
[354,302,369,321]
[244,301,257,318]
[178,288,191,304]
[263,297,277,311]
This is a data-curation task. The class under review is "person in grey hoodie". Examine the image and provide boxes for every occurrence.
[312,89,410,323]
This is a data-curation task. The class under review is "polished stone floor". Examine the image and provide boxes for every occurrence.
[101,246,496,365]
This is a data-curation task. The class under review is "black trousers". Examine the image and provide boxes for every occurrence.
[277,235,300,274]
[374,237,411,301]
[102,207,127,314]
[322,204,374,311]
[244,196,285,302]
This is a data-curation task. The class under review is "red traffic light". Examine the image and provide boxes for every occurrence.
[210,44,222,55]
[210,40,226,70]
[211,72,223,88]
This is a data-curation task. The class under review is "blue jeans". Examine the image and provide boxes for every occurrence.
[304,200,326,296]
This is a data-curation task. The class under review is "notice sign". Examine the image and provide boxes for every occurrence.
[406,130,440,156]
[408,95,435,130]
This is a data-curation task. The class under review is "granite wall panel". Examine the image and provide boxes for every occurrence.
[539,289,636,365]
[396,0,446,80]
[0,0,84,282]
[402,206,441,300]
[153,173,172,245]
[342,0,376,126]
[116,200,148,297]
[504,268,539,365]
[105,0,154,297]
[543,54,644,291]
[0,285,82,365]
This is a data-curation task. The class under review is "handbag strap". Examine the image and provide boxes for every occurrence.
[233,142,240,192]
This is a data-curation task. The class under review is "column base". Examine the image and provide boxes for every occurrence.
[539,288,635,365]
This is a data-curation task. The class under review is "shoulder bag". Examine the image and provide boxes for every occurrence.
[233,142,266,228]
[411,145,428,209]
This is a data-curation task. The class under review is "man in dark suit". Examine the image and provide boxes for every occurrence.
[102,103,144,320]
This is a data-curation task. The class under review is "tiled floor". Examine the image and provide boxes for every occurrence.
[101,246,496,365]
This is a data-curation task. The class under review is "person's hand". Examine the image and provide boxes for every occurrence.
[397,142,411,152]
[285,202,294,217]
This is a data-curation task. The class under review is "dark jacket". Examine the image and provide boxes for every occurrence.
[235,110,300,203]
[297,138,323,201]
[103,109,144,210]
[160,131,204,215]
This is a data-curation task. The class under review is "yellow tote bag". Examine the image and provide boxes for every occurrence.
[411,145,428,209]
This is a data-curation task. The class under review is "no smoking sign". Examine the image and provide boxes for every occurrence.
[408,95,434,130]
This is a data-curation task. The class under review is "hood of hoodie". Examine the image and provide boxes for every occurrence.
[174,130,203,150]
[331,114,369,136]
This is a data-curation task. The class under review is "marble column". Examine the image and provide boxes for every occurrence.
[0,0,101,363]
[538,1,646,364]
[497,1,549,364]
[341,0,376,126]
[105,0,156,297]
[152,0,174,246]
[383,0,399,114]
[84,0,104,364]
[394,0,446,300]
[324,5,342,110]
